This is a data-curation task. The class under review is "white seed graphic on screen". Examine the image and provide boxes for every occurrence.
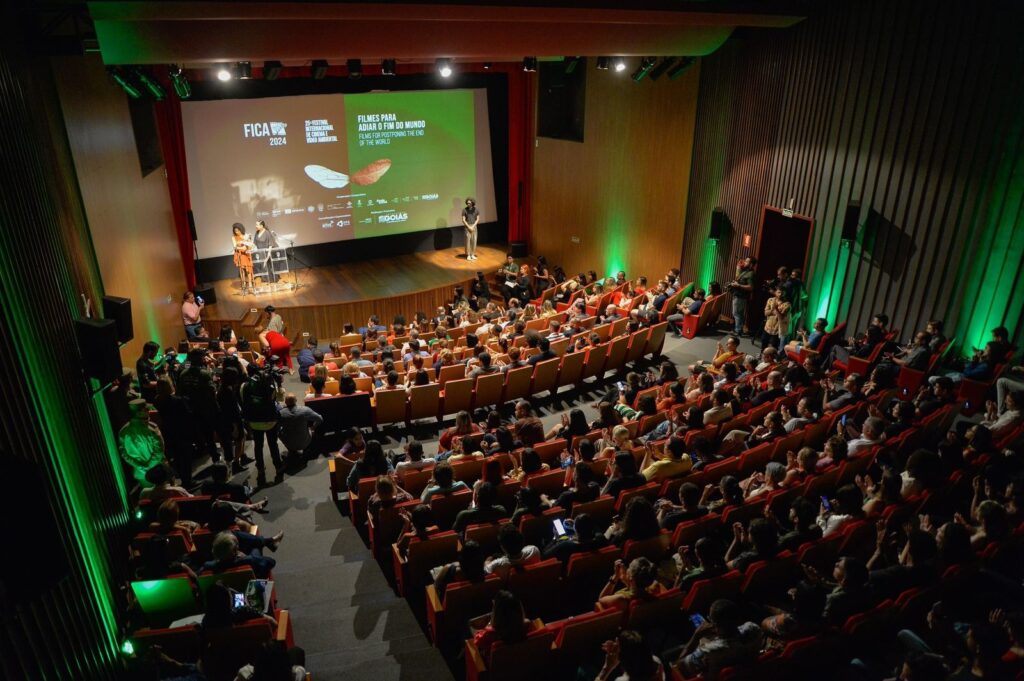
[304,165,349,189]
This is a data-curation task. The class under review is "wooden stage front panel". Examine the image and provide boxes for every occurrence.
[202,245,507,341]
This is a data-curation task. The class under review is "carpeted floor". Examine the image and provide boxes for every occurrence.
[234,328,760,681]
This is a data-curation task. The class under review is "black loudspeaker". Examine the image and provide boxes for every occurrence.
[74,318,122,384]
[842,201,860,241]
[102,295,133,344]
[0,457,70,605]
[709,208,729,240]
[187,210,197,241]
[195,284,216,305]
[510,241,528,258]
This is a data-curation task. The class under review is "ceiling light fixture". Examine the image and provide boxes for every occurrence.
[667,57,696,80]
[135,68,166,100]
[108,67,142,98]
[347,59,362,78]
[482,62,492,70]
[263,60,282,81]
[215,64,232,81]
[522,56,537,72]
[436,58,453,78]
[613,57,627,72]
[236,61,252,79]
[563,57,581,74]
[647,57,678,81]
[381,58,396,76]
[169,64,191,99]
[630,57,656,82]
[311,59,329,79]
[596,56,610,70]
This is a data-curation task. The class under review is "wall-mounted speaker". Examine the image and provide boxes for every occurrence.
[709,208,729,240]
[187,210,197,241]
[102,296,133,344]
[842,201,860,241]
[195,284,216,305]
[509,241,528,258]
[74,318,122,385]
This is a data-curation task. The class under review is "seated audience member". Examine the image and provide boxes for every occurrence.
[296,337,318,383]
[138,463,190,505]
[598,425,634,458]
[867,527,939,599]
[512,400,546,447]
[900,448,942,498]
[366,475,413,527]
[510,447,550,483]
[782,397,817,432]
[546,408,591,442]
[591,401,624,430]
[420,461,470,503]
[639,436,693,482]
[750,371,787,406]
[439,410,482,451]
[674,537,728,591]
[703,389,735,426]
[200,462,254,503]
[804,556,873,626]
[557,462,602,509]
[715,362,740,388]
[605,496,661,546]
[843,415,886,457]
[309,374,328,399]
[337,427,365,460]
[933,340,1000,385]
[202,581,276,630]
[826,313,889,367]
[703,475,745,513]
[739,461,787,499]
[277,393,323,459]
[510,486,553,528]
[784,317,829,357]
[395,504,440,557]
[658,482,709,531]
[149,499,199,539]
[470,590,540,658]
[816,484,865,537]
[598,557,661,611]
[782,447,819,487]
[822,373,865,413]
[601,452,648,498]
[726,518,779,571]
[878,330,933,378]
[527,336,557,365]
[977,390,1023,441]
[594,630,664,681]
[760,581,826,644]
[914,376,955,418]
[394,440,435,474]
[432,540,487,599]
[235,641,307,681]
[202,531,275,579]
[346,440,394,492]
[542,513,609,562]
[484,524,541,577]
[776,497,824,551]
[675,599,763,678]
[452,481,508,535]
[657,381,687,412]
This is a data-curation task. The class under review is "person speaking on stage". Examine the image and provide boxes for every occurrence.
[232,223,255,294]
[252,219,279,283]
[462,197,480,261]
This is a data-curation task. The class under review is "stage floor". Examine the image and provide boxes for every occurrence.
[204,244,506,320]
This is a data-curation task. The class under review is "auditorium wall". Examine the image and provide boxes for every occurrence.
[530,61,701,282]
[53,54,187,363]
[681,0,1024,354]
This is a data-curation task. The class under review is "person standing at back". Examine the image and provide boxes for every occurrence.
[462,197,480,261]
[728,257,756,336]
[240,365,285,486]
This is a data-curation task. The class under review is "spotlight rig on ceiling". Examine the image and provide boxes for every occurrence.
[347,59,362,78]
[381,58,396,76]
[630,57,656,82]
[436,57,453,77]
[522,56,537,72]
[169,64,190,99]
[263,60,282,80]
[310,59,329,79]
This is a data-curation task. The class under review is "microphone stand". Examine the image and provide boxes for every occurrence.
[281,236,313,292]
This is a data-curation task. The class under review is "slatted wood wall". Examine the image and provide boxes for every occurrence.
[0,20,129,681]
[682,0,1024,349]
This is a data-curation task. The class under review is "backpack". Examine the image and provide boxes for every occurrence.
[241,372,279,422]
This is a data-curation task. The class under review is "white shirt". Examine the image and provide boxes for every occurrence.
[395,458,436,474]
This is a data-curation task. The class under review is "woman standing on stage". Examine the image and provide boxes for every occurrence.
[232,223,255,294]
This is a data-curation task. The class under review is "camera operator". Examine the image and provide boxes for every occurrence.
[727,256,757,336]
[176,348,223,463]
[240,360,286,486]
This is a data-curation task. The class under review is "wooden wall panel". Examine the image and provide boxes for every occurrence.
[53,55,187,364]
[682,0,1024,349]
[530,61,700,281]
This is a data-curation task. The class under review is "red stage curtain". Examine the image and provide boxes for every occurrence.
[153,96,197,289]
[506,69,535,245]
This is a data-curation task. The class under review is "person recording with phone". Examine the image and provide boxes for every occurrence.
[181,290,207,340]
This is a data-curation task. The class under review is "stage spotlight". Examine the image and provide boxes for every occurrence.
[667,57,696,80]
[236,61,252,79]
[436,58,452,78]
[522,56,537,72]
[108,67,142,98]
[263,60,282,81]
[613,57,626,72]
[347,59,363,78]
[215,64,232,81]
[381,58,396,76]
[169,64,191,99]
[596,56,610,70]
[564,56,581,74]
[482,62,492,70]
[311,59,329,79]
[630,57,656,82]
[135,68,166,100]
[647,57,677,81]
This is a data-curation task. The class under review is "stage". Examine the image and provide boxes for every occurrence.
[202,244,508,342]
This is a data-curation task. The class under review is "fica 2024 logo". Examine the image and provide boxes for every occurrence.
[243,122,288,146]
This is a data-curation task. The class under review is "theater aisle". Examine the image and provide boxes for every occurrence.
[253,330,754,681]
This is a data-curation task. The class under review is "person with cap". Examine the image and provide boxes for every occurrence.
[117,399,167,483]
